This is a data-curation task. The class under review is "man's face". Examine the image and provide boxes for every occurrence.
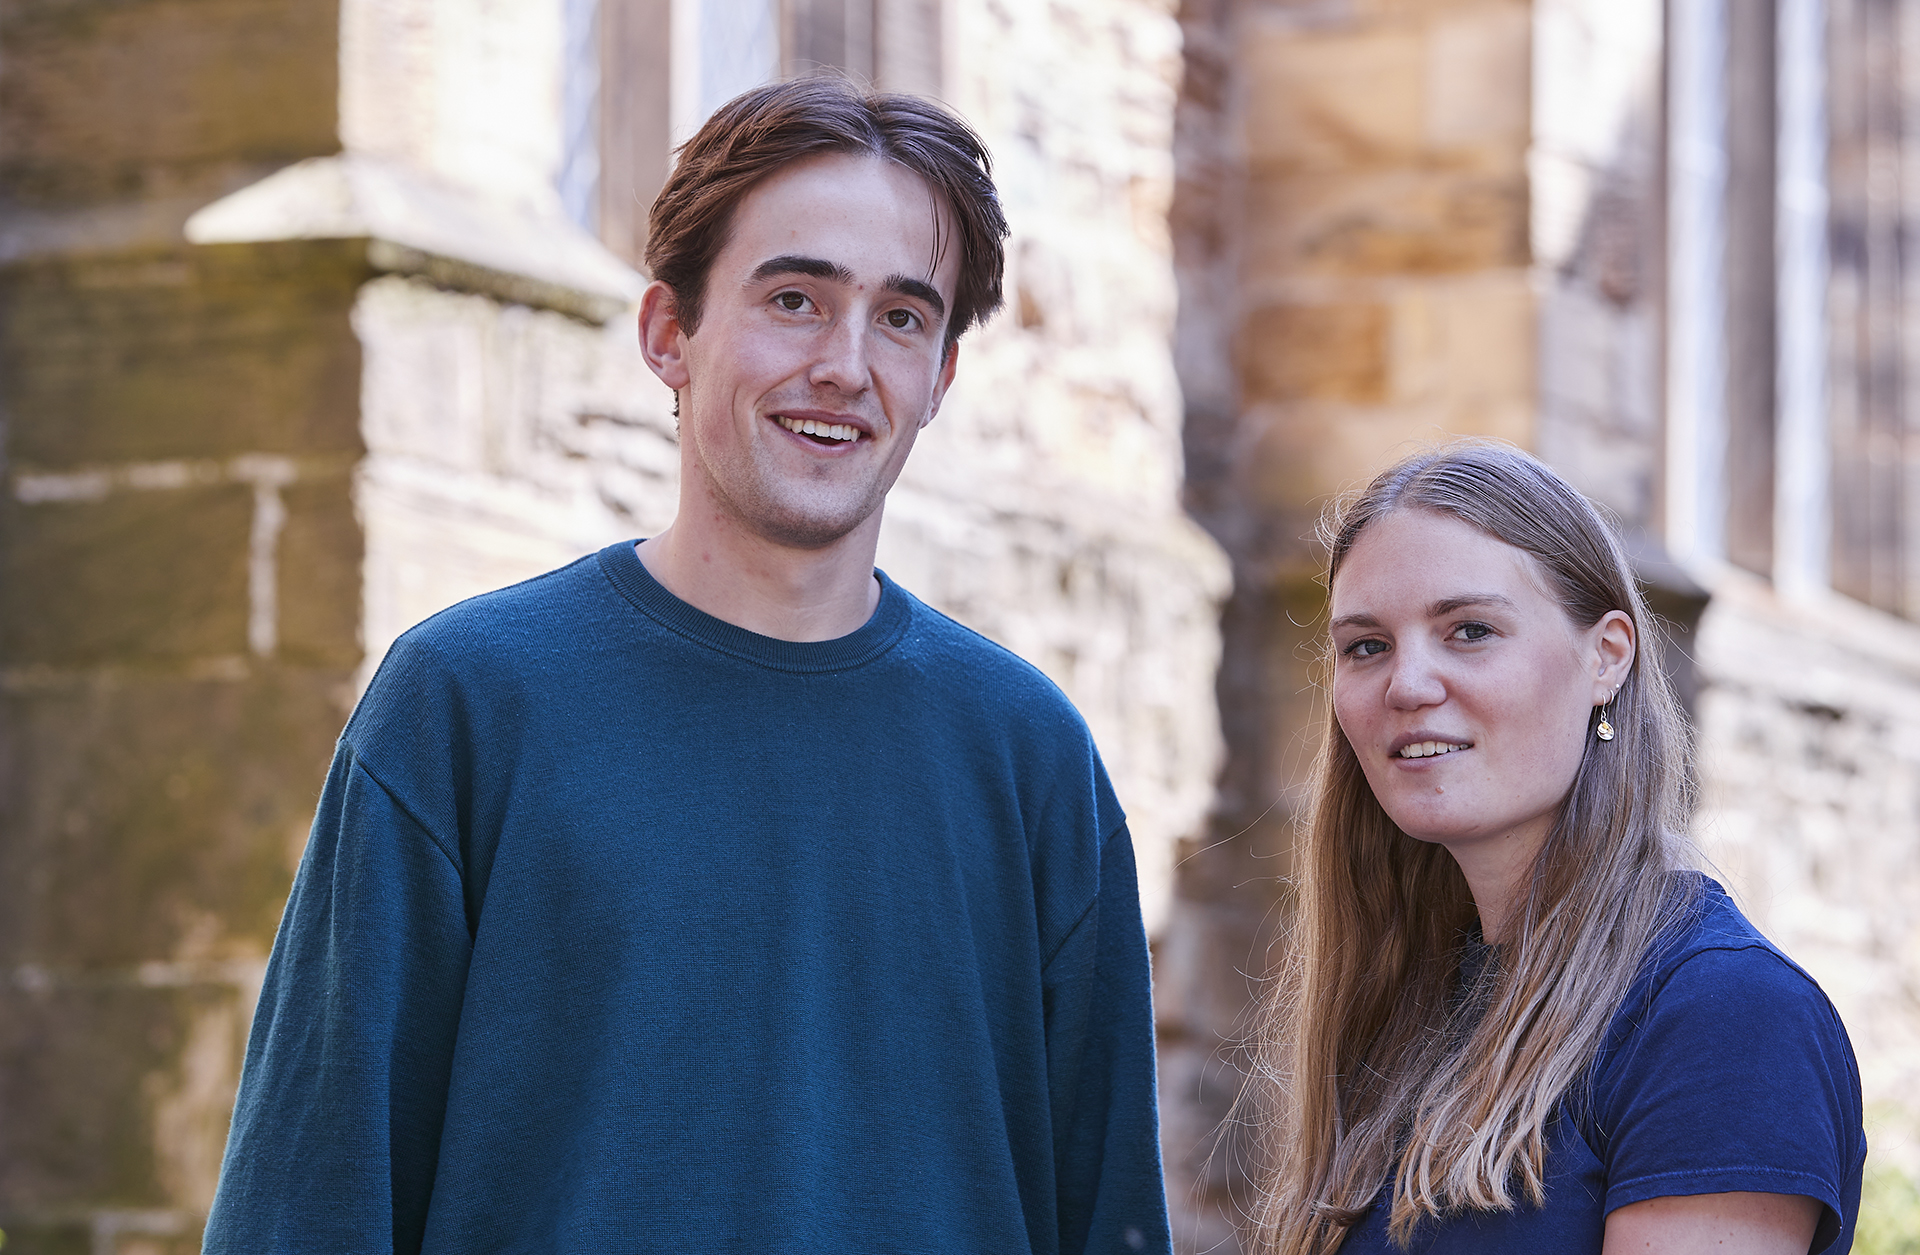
[650,152,962,551]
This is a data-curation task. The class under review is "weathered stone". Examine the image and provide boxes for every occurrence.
[1245,171,1530,277]
[0,981,242,1214]
[275,477,364,669]
[0,0,337,210]
[1242,26,1429,172]
[0,243,366,468]
[0,1218,91,1255]
[1238,301,1392,404]
[1693,574,1920,1177]
[1,488,254,667]
[0,665,344,967]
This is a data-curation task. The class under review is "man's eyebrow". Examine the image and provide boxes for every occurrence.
[747,256,947,322]
[748,255,855,285]
[882,274,946,320]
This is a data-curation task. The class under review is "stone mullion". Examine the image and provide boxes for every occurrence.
[1825,0,1907,613]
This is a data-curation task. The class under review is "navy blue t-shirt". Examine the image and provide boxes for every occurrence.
[1337,880,1865,1254]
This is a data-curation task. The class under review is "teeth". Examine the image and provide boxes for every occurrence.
[778,416,858,442]
[1398,740,1469,759]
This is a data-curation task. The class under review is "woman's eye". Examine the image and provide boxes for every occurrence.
[1343,638,1388,658]
[775,291,810,312]
[1453,622,1494,642]
[884,308,918,330]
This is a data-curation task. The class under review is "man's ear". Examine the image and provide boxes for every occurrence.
[638,281,691,391]
[922,340,961,428]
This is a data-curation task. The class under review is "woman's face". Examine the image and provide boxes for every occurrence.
[1328,508,1632,877]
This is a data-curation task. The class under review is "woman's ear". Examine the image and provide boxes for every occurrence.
[638,281,691,391]
[1591,610,1636,704]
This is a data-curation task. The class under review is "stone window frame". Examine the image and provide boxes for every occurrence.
[563,0,947,269]
[1665,0,1920,623]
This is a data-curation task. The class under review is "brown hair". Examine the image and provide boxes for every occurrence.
[645,76,1008,350]
[1249,441,1699,1254]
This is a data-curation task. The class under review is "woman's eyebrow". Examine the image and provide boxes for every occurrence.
[1330,595,1517,632]
[1428,593,1518,616]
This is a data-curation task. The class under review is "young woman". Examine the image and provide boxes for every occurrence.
[1251,443,1865,1255]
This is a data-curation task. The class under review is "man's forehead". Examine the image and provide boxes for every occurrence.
[725,152,959,292]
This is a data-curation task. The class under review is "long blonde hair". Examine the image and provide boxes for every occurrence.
[1249,443,1699,1254]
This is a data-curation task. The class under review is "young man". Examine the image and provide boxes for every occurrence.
[203,78,1171,1254]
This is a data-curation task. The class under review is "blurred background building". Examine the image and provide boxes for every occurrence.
[1,0,1917,1251]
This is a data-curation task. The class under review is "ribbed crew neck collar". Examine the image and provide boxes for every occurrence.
[595,540,912,674]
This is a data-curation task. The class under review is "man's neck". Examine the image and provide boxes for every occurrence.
[635,517,882,643]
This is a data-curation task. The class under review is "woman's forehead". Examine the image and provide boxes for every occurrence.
[1332,509,1559,613]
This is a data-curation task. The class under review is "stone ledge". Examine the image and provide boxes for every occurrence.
[184,155,645,324]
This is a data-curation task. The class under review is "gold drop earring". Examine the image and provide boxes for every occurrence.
[1595,688,1618,742]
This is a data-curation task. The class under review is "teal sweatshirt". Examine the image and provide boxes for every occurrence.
[202,541,1172,1254]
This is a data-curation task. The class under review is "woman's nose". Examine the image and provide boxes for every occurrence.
[1384,650,1446,709]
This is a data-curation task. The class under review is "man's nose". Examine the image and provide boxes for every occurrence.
[808,314,870,393]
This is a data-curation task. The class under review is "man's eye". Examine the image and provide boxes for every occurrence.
[775,291,809,312]
[884,308,918,330]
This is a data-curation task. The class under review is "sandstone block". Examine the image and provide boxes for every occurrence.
[0,0,336,208]
[0,981,238,1213]
[1425,4,1532,151]
[0,243,365,468]
[1387,273,1535,413]
[0,1218,91,1255]
[2,488,253,666]
[1242,26,1425,172]
[1245,169,1529,277]
[275,477,363,669]
[1238,300,1391,405]
[0,665,344,967]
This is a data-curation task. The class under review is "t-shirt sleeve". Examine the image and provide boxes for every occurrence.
[1043,824,1175,1255]
[201,742,473,1255]
[1595,943,1865,1252]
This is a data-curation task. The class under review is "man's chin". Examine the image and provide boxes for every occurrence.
[747,500,881,552]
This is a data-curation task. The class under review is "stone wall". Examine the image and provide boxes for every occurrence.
[0,238,369,1251]
[1164,2,1536,1247]
[0,0,353,1242]
[1694,577,1920,1179]
[2,0,1231,1249]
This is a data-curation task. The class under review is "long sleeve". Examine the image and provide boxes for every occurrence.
[203,743,473,1255]
[1044,824,1173,1255]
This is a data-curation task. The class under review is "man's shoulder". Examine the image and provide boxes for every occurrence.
[393,550,610,659]
[889,578,1087,729]
[346,550,620,739]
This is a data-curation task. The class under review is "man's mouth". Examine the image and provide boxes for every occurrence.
[1396,740,1471,759]
[776,415,861,444]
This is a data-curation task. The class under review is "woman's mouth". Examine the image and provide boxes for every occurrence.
[1395,740,1471,759]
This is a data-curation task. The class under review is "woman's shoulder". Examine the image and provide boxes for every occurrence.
[1633,876,1835,1018]
[1584,876,1865,1250]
